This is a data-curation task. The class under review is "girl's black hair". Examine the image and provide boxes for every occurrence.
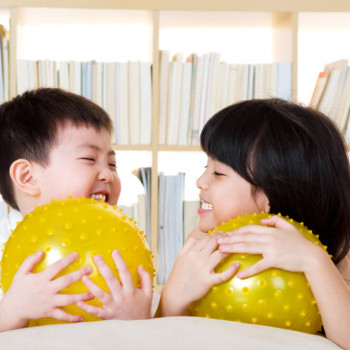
[201,98,350,264]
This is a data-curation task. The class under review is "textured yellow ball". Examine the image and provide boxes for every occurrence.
[189,212,328,334]
[0,197,154,326]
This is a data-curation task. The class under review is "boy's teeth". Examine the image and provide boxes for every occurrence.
[201,201,213,210]
[90,194,106,201]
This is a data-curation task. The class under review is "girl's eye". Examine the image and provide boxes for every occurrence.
[109,163,117,168]
[81,157,95,162]
[214,171,224,176]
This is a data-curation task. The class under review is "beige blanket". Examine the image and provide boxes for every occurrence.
[0,317,341,350]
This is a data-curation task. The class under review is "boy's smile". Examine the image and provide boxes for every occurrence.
[26,123,121,213]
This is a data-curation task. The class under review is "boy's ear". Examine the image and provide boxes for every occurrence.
[9,159,40,197]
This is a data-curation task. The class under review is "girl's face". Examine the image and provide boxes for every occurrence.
[196,156,269,232]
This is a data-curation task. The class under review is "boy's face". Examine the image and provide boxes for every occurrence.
[196,156,269,232]
[33,124,121,208]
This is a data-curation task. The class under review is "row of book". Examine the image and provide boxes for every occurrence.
[134,168,199,284]
[17,59,152,146]
[159,51,292,146]
[0,25,9,104]
[310,59,350,144]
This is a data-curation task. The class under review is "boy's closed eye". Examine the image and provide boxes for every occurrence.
[213,171,225,176]
[80,157,95,161]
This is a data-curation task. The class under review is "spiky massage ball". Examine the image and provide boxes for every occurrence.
[189,212,328,334]
[0,197,154,326]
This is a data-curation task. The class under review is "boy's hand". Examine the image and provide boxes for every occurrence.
[160,234,239,317]
[77,250,153,320]
[0,251,93,332]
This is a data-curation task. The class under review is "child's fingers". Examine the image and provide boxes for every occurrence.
[260,215,291,229]
[42,252,79,279]
[54,291,94,307]
[236,259,270,279]
[112,250,134,292]
[15,251,44,274]
[210,262,239,285]
[207,250,230,269]
[76,301,106,319]
[138,266,153,297]
[52,265,92,291]
[93,254,122,293]
[50,307,84,323]
[219,241,265,255]
[81,275,110,303]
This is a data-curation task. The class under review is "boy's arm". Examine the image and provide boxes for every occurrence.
[77,250,153,320]
[0,251,93,332]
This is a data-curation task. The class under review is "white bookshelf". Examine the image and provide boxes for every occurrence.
[1,0,350,287]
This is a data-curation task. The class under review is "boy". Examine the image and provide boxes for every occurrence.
[0,88,154,332]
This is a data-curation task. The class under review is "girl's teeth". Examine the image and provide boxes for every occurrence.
[201,202,213,210]
[90,194,106,201]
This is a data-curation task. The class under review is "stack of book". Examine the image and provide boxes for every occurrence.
[157,172,185,284]
[158,51,292,146]
[16,59,152,146]
[309,59,350,144]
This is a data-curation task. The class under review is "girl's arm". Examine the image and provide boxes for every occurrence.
[218,215,350,350]
[159,234,238,317]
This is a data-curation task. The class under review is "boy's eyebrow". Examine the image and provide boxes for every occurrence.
[77,144,115,156]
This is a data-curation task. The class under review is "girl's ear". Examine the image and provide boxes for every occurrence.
[9,159,40,197]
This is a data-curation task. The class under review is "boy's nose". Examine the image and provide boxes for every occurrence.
[98,166,113,183]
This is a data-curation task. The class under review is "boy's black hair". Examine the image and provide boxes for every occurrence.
[201,98,350,264]
[0,88,113,210]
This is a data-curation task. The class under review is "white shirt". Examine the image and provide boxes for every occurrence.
[0,209,23,261]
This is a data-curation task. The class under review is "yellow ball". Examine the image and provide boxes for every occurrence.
[0,197,154,326]
[189,212,328,334]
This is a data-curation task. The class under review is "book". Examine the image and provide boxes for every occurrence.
[58,61,69,91]
[158,51,170,145]
[117,62,129,145]
[197,53,210,140]
[309,70,330,109]
[95,61,104,108]
[128,61,140,145]
[178,62,192,145]
[106,62,116,144]
[277,62,292,101]
[139,62,152,145]
[166,60,182,145]
[335,66,350,131]
[157,173,185,284]
[186,53,198,145]
[191,55,204,145]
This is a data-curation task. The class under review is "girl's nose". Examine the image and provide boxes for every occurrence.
[196,171,208,190]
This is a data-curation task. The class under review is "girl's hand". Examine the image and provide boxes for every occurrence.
[77,250,153,320]
[217,215,323,278]
[0,251,93,332]
[160,234,239,316]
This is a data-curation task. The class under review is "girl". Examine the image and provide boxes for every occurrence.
[160,98,350,350]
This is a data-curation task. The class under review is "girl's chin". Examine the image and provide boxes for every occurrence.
[198,222,215,234]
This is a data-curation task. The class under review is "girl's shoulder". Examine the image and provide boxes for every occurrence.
[337,250,350,288]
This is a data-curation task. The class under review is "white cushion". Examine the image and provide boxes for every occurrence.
[0,317,341,350]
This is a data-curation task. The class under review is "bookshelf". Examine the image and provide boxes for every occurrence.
[1,0,350,289]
